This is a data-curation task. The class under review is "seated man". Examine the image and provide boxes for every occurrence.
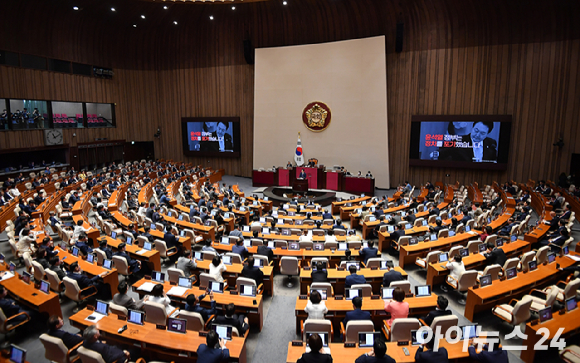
[345,265,366,288]
[197,330,229,363]
[241,257,264,286]
[468,340,509,363]
[82,325,130,363]
[311,261,328,283]
[359,241,378,265]
[355,339,395,363]
[232,238,248,259]
[213,303,249,336]
[421,295,452,326]
[483,242,507,268]
[67,262,111,300]
[49,256,67,281]
[0,285,30,324]
[184,292,217,321]
[176,250,197,276]
[113,281,144,311]
[74,234,93,256]
[547,228,570,253]
[343,296,371,327]
[382,265,404,287]
[47,315,83,349]
[97,240,113,260]
[113,242,141,274]
[498,218,518,236]
[415,329,449,363]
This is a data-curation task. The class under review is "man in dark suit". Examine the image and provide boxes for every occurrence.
[47,315,83,349]
[498,218,518,236]
[311,262,328,282]
[145,203,154,219]
[196,330,230,363]
[163,230,181,256]
[82,325,129,363]
[483,242,507,267]
[439,121,498,163]
[345,265,366,288]
[429,205,440,216]
[415,332,449,363]
[256,244,274,263]
[241,257,264,286]
[0,285,30,324]
[200,121,234,152]
[67,262,110,300]
[468,342,509,363]
[359,241,378,265]
[354,339,395,363]
[382,266,404,287]
[547,228,570,253]
[213,303,249,335]
[390,224,405,243]
[113,242,141,274]
[343,296,371,327]
[184,292,217,321]
[421,296,452,326]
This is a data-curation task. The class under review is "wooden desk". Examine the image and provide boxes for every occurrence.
[332,197,371,215]
[132,279,264,331]
[69,308,247,363]
[162,214,214,243]
[55,248,118,298]
[425,240,531,286]
[294,294,437,334]
[195,259,274,296]
[0,265,62,318]
[101,236,161,272]
[299,267,408,296]
[72,215,101,247]
[145,229,192,252]
[464,253,579,321]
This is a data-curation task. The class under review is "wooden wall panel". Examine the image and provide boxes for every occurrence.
[0,0,579,186]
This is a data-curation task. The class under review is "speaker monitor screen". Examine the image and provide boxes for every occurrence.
[181,118,241,158]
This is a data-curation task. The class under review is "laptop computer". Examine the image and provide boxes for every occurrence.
[460,248,469,257]
[566,297,577,312]
[338,242,348,251]
[359,332,381,347]
[411,329,430,345]
[39,280,50,294]
[345,261,360,270]
[143,242,152,251]
[212,324,233,340]
[128,310,145,325]
[8,345,26,363]
[461,325,479,340]
[167,318,187,334]
[111,231,117,239]
[262,227,270,235]
[380,260,395,270]
[95,300,109,316]
[539,307,552,323]
[479,275,492,287]
[241,285,257,297]
[152,271,165,283]
[528,260,538,272]
[506,267,517,279]
[86,253,95,263]
[126,237,133,245]
[345,288,362,300]
[72,247,80,257]
[220,237,230,245]
[438,253,449,263]
[178,277,192,288]
[103,259,112,270]
[415,285,431,297]
[382,287,394,300]
[210,281,225,293]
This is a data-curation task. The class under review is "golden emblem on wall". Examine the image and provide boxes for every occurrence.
[302,101,331,132]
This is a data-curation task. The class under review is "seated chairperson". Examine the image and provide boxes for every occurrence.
[232,238,248,259]
[49,257,67,281]
[176,250,197,276]
[359,241,378,265]
[0,285,29,324]
[298,333,333,363]
[421,295,452,327]
[241,256,264,286]
[97,240,113,260]
[304,290,328,320]
[468,341,509,363]
[47,315,83,349]
[343,296,371,327]
[311,262,328,283]
[67,262,111,300]
[113,281,144,311]
[184,292,217,321]
[197,330,230,363]
[82,325,130,363]
[382,265,404,287]
[384,287,409,327]
[214,303,249,336]
[483,241,507,267]
[113,242,141,274]
[355,339,394,363]
[415,330,449,363]
[75,234,93,256]
[345,265,366,288]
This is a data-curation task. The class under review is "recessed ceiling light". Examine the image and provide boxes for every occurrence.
[73,6,79,10]
[232,6,236,10]
[111,7,116,11]
[173,21,178,25]
[283,1,287,5]
[163,5,168,9]
[209,15,214,20]
[133,24,137,27]
[141,15,146,19]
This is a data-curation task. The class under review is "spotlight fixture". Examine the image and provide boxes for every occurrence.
[73,6,79,10]
[133,24,137,27]
[141,15,146,19]
[111,7,116,11]
[163,5,168,9]
[283,1,287,5]
[173,21,178,25]
[209,15,214,20]
[232,6,236,10]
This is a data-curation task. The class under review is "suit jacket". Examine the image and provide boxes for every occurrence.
[0,298,22,317]
[415,346,449,363]
[382,270,404,287]
[343,308,371,326]
[311,269,328,283]
[214,314,249,335]
[113,292,143,311]
[468,346,508,363]
[67,271,99,289]
[359,247,378,264]
[196,344,230,363]
[256,245,274,262]
[439,134,497,162]
[297,352,333,363]
[241,266,264,286]
[422,308,452,326]
[390,230,405,242]
[484,248,507,267]
[354,354,396,363]
[83,341,126,363]
[184,300,217,321]
[345,274,366,288]
[48,328,83,349]
[176,257,197,276]
[163,232,179,250]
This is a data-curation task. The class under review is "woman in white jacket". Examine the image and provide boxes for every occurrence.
[304,290,328,320]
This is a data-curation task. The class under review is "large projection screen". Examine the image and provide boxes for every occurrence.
[253,36,390,189]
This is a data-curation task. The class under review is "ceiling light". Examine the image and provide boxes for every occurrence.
[232,6,236,10]
[111,7,116,11]
[209,15,214,20]
[141,15,146,19]
[283,1,287,5]
[73,6,79,10]
[163,6,168,9]
[173,21,178,25]
[133,24,137,27]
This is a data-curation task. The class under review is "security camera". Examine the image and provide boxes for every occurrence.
[553,138,564,148]
[154,127,161,138]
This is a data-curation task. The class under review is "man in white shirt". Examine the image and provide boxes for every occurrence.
[73,220,89,240]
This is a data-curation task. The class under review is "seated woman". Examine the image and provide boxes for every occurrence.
[384,287,409,327]
[146,283,176,315]
[297,333,332,363]
[304,290,328,320]
[208,255,227,283]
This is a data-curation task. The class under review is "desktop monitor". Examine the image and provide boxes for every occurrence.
[313,243,324,251]
[461,325,479,340]
[405,224,412,230]
[263,197,269,202]
[167,318,187,334]
[422,220,428,226]
[267,241,275,249]
[314,289,327,300]
[359,332,381,347]
[241,285,257,297]
[478,244,487,253]
[103,259,112,270]
[21,271,31,284]
[387,226,395,233]
[222,255,232,265]
[204,220,212,226]
[224,212,231,219]
[126,237,133,245]
[242,226,250,232]
[448,230,456,237]
[111,231,117,239]
[511,235,517,242]
[259,217,266,223]
[370,207,376,212]
[566,297,577,312]
[253,201,258,206]
[295,220,304,226]
[86,253,95,263]
[411,329,430,345]
[345,288,362,300]
[487,217,492,224]
[72,247,80,257]
[262,227,270,235]
[345,262,360,270]
[539,307,552,323]
[152,271,165,283]
[460,248,469,257]
[0,253,4,264]
[528,260,538,272]
[180,230,186,237]
[289,242,300,250]
[178,277,192,288]
[277,219,283,225]
[382,287,394,300]
[220,237,230,245]
[210,281,225,293]
[9,262,15,273]
[548,253,556,263]
[282,229,291,236]
[95,300,109,316]
[438,253,449,263]
[8,345,26,363]
[288,211,295,216]
[178,215,184,221]
[254,259,264,268]
[380,260,395,270]
[465,225,471,232]
[409,238,418,246]
[128,310,145,325]
[430,234,438,241]
[338,243,347,251]
[150,223,156,230]
[39,280,50,294]
[194,251,202,260]
[143,242,152,251]
[506,267,517,279]
[479,274,492,287]
[368,216,376,222]
[212,325,233,340]
[415,285,431,297]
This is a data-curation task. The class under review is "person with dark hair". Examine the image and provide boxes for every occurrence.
[146,284,175,315]
[241,256,264,285]
[422,295,452,326]
[345,264,366,288]
[311,261,328,282]
[439,121,497,162]
[39,237,57,259]
[359,241,378,265]
[548,228,570,253]
[176,250,197,276]
[200,121,233,152]
[209,255,226,282]
[441,255,465,293]
[97,239,113,260]
[297,333,333,363]
[47,315,83,349]
[49,256,66,280]
[113,281,144,311]
[113,242,141,273]
[0,285,30,324]
[355,339,395,363]
[391,224,405,243]
[479,226,493,242]
[214,303,249,335]
[232,238,248,259]
[67,262,111,300]
[340,250,354,263]
[483,241,507,267]
[384,287,409,327]
[467,339,509,363]
[382,264,404,287]
[74,234,93,256]
[184,292,216,321]
[415,328,449,363]
[304,290,328,320]
[197,329,230,363]
[82,325,129,363]
[343,296,371,327]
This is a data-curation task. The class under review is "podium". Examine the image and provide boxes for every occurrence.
[295,166,325,189]
[292,179,309,193]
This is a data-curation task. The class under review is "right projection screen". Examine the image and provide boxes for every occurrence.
[253,36,390,188]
